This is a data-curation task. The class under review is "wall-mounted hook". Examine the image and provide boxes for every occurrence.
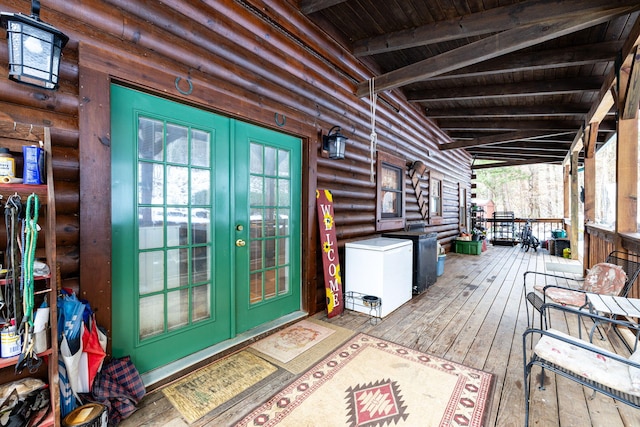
[275,113,286,127]
[175,76,193,96]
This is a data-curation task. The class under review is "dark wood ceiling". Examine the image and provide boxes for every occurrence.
[298,0,640,168]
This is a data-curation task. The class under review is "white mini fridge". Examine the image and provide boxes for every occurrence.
[345,237,413,317]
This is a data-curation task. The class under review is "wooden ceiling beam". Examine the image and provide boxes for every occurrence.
[439,130,574,150]
[352,0,638,57]
[473,142,572,151]
[567,12,640,161]
[425,104,591,119]
[422,41,623,82]
[469,151,568,160]
[472,158,564,169]
[621,45,640,119]
[409,77,603,102]
[437,119,615,132]
[355,7,636,97]
[299,0,347,15]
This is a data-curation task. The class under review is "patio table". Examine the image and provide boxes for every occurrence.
[586,294,640,352]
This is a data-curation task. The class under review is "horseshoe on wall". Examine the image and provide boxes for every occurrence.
[175,76,193,96]
[275,113,286,127]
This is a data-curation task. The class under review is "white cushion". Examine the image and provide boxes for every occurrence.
[534,329,640,396]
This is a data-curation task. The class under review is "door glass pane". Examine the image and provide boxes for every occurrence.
[250,143,262,174]
[191,168,210,205]
[278,149,290,177]
[191,129,210,167]
[192,246,210,283]
[264,269,276,299]
[138,118,164,161]
[139,251,164,294]
[250,176,264,206]
[167,289,189,331]
[138,163,164,205]
[166,124,188,164]
[278,179,290,207]
[192,209,210,245]
[250,272,262,303]
[249,142,293,304]
[136,116,214,342]
[138,207,164,250]
[192,285,211,322]
[167,165,189,205]
[278,266,289,294]
[166,248,187,289]
[140,295,164,339]
[265,146,277,176]
[278,209,289,236]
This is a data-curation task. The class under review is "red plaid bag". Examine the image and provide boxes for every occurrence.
[90,356,145,425]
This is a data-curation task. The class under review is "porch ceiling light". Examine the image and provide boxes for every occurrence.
[322,126,348,160]
[1,0,68,90]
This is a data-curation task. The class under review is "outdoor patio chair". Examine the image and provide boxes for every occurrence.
[523,251,640,328]
[523,303,640,427]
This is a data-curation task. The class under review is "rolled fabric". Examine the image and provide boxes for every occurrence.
[0,177,23,184]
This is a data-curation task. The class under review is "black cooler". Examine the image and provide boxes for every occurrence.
[382,231,437,294]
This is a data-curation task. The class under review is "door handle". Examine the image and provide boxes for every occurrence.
[236,239,246,247]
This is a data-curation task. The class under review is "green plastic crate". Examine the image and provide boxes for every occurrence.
[455,239,482,255]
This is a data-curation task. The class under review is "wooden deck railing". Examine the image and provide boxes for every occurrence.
[484,217,565,245]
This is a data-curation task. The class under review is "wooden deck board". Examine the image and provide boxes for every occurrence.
[120,244,640,426]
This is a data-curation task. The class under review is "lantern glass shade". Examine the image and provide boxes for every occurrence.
[1,12,68,89]
[322,126,348,160]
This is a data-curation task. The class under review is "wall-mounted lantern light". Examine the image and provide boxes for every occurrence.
[1,0,68,90]
[322,126,348,160]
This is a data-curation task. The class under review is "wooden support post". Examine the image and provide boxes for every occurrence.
[616,50,639,240]
[570,150,579,260]
[563,163,570,225]
[616,116,638,235]
[583,123,598,267]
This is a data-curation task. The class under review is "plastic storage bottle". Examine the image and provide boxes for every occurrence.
[0,148,15,179]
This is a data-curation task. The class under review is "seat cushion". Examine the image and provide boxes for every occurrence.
[533,286,587,307]
[533,262,627,307]
[535,329,640,396]
[584,262,627,294]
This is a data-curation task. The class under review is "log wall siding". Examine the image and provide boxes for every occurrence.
[0,0,471,336]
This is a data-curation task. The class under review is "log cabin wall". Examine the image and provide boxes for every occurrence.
[0,0,471,339]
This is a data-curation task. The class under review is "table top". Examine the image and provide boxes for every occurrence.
[587,294,640,318]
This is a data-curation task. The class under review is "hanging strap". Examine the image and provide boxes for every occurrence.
[16,193,41,374]
[369,78,378,183]
[4,194,22,324]
[22,193,39,330]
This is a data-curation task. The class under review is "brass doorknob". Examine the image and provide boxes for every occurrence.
[236,239,246,247]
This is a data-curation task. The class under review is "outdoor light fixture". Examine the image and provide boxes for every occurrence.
[322,126,348,160]
[1,0,68,90]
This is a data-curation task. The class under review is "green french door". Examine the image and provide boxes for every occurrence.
[111,85,301,374]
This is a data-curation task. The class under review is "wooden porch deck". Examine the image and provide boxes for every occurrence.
[121,244,640,426]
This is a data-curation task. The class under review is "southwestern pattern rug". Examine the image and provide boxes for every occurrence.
[237,334,494,427]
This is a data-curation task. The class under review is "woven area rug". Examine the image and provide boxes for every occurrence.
[162,351,277,424]
[238,334,494,427]
[248,317,355,374]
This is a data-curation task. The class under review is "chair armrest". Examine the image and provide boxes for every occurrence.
[523,270,583,289]
[541,303,640,334]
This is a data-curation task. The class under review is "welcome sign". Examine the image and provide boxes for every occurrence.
[316,189,344,318]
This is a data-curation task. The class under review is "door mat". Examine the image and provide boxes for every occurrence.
[247,317,355,374]
[238,333,494,427]
[162,351,277,424]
